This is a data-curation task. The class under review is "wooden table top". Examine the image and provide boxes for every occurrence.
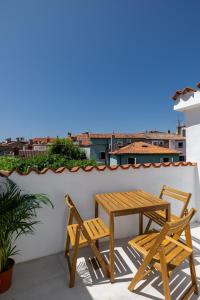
[95,190,170,216]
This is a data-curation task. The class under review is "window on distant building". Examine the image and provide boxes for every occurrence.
[152,141,159,145]
[127,139,132,144]
[128,157,136,164]
[117,141,123,148]
[182,129,186,137]
[100,152,105,160]
[178,142,183,148]
[179,155,185,161]
[161,157,170,163]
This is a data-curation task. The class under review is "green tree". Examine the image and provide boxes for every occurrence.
[49,138,86,160]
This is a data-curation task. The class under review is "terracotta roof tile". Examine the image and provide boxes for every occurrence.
[0,162,196,177]
[32,137,56,144]
[110,142,180,155]
[74,132,185,142]
[172,87,197,100]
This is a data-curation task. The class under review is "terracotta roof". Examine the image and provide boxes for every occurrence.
[0,162,196,177]
[89,133,144,139]
[172,87,197,101]
[111,142,180,155]
[32,137,56,144]
[142,132,185,140]
[74,134,91,146]
[73,132,185,142]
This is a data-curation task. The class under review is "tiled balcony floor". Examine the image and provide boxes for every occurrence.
[2,224,200,300]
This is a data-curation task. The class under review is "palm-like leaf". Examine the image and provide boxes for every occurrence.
[0,179,53,272]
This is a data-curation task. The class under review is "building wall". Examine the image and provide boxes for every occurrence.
[90,138,109,163]
[169,140,186,160]
[0,164,197,264]
[81,146,91,159]
[109,154,180,165]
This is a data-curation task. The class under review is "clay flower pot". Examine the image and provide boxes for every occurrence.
[0,258,15,294]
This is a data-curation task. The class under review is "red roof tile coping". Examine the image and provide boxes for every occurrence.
[172,87,197,100]
[0,162,196,177]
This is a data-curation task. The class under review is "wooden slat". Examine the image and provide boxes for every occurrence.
[162,190,187,202]
[138,232,158,247]
[96,218,109,235]
[100,194,122,211]
[163,185,190,197]
[165,246,185,264]
[125,192,150,207]
[103,193,126,209]
[93,219,105,235]
[111,193,134,208]
[169,250,190,267]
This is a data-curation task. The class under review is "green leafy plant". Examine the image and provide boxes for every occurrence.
[0,155,98,173]
[0,179,53,272]
[49,138,86,160]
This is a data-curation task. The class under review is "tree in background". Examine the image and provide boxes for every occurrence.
[48,138,86,160]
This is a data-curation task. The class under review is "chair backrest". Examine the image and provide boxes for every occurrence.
[65,194,84,226]
[160,185,191,217]
[147,208,196,260]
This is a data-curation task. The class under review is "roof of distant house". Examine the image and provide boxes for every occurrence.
[32,137,56,144]
[72,131,185,143]
[110,142,180,155]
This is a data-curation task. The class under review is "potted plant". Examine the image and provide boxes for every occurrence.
[0,179,53,294]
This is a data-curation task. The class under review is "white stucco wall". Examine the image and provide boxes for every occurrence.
[1,165,197,264]
[81,146,91,159]
[174,91,200,112]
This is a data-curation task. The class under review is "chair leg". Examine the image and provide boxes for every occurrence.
[90,242,110,278]
[69,228,80,288]
[65,210,73,257]
[65,234,71,258]
[159,248,171,300]
[145,219,153,233]
[128,253,153,292]
[188,254,198,295]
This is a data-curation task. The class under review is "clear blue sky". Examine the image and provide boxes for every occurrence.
[0,0,200,140]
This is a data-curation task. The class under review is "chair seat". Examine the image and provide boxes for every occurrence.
[128,231,192,272]
[67,217,109,248]
[144,210,179,226]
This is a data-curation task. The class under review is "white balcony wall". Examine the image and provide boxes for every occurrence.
[1,165,198,264]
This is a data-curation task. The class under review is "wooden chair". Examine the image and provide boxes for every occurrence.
[64,194,110,287]
[144,185,191,232]
[128,208,198,300]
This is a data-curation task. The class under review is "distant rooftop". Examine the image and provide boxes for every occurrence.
[110,142,180,155]
[71,131,185,146]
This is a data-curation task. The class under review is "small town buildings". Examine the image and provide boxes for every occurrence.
[70,129,186,164]
[31,137,56,151]
[0,137,55,157]
[0,137,27,156]
[109,141,180,165]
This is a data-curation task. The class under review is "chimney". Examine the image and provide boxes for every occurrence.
[168,130,171,134]
[5,138,11,144]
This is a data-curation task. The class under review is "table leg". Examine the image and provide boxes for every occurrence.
[95,200,99,249]
[139,213,143,235]
[109,213,115,283]
[166,204,171,222]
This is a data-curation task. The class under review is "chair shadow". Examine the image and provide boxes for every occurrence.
[72,233,200,300]
[76,246,133,286]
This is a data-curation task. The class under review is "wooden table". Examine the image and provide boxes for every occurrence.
[94,189,170,282]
